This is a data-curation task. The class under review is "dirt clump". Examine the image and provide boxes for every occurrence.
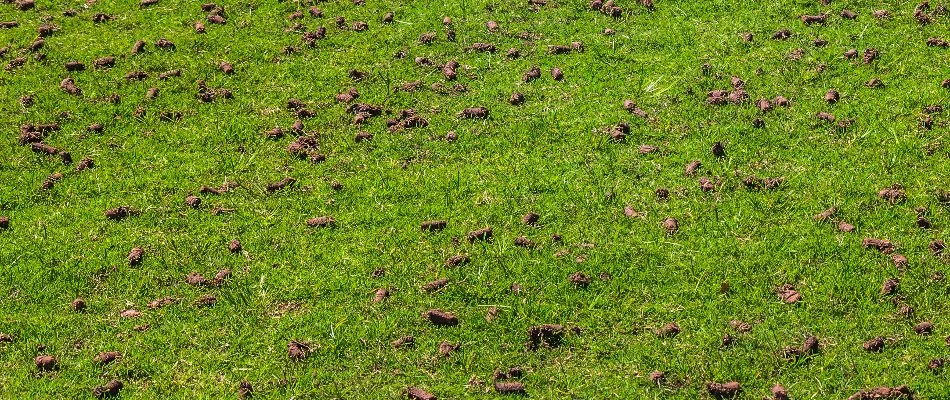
[772,29,791,40]
[31,142,59,156]
[915,2,934,24]
[71,298,86,312]
[212,269,231,285]
[422,278,449,292]
[5,56,26,71]
[815,207,838,222]
[128,247,144,266]
[155,38,175,50]
[92,13,115,23]
[549,43,583,54]
[159,69,180,79]
[392,335,414,349]
[891,254,908,269]
[711,141,726,157]
[471,42,496,52]
[569,272,591,287]
[441,59,459,80]
[863,238,896,254]
[288,340,311,361]
[863,336,885,352]
[509,91,525,105]
[514,236,535,248]
[407,387,436,400]
[41,172,63,190]
[494,381,525,394]
[94,351,121,365]
[228,239,242,253]
[286,135,319,159]
[521,212,540,225]
[656,322,680,337]
[848,385,914,400]
[730,320,752,333]
[706,381,741,398]
[930,240,945,255]
[184,195,201,208]
[336,87,359,103]
[878,184,905,204]
[373,288,389,303]
[445,254,469,267]
[784,335,820,358]
[662,217,678,234]
[872,9,892,19]
[527,324,563,349]
[237,380,252,399]
[801,14,827,24]
[266,177,296,192]
[105,206,133,220]
[425,309,459,326]
[772,385,789,400]
[914,321,933,335]
[467,226,493,242]
[306,216,336,228]
[707,90,729,105]
[354,131,373,142]
[777,284,800,304]
[92,380,122,398]
[200,182,237,195]
[838,221,855,232]
[60,78,82,96]
[523,65,541,82]
[387,109,428,131]
[438,340,459,356]
[825,89,839,103]
[147,297,177,309]
[610,122,629,141]
[186,272,208,286]
[458,107,489,119]
[494,366,524,380]
[927,37,949,47]
[623,100,649,118]
[35,355,57,371]
[16,0,35,11]
[623,206,642,218]
[421,220,447,232]
[866,78,884,88]
[64,61,85,71]
[301,27,327,46]
[684,160,702,176]
[722,334,735,348]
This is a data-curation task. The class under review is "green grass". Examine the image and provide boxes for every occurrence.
[1,0,949,398]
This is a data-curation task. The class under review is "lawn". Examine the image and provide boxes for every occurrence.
[1,0,949,398]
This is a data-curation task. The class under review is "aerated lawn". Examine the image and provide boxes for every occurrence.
[1,0,949,398]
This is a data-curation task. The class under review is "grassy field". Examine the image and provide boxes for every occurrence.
[1,0,949,398]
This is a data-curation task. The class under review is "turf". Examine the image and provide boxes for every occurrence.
[1,0,949,398]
